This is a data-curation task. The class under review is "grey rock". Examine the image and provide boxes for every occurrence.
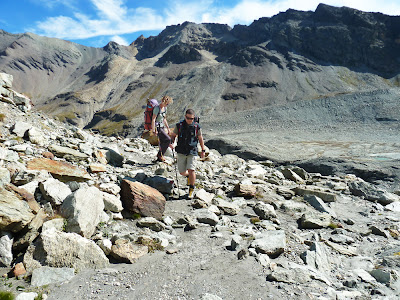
[28,127,46,146]
[12,121,32,137]
[39,178,71,206]
[24,228,109,273]
[137,217,166,232]
[329,234,355,244]
[348,180,399,205]
[280,167,304,183]
[0,147,19,162]
[99,182,121,195]
[230,235,243,251]
[0,232,13,267]
[0,167,11,187]
[369,269,391,284]
[0,72,13,88]
[280,200,309,213]
[370,225,391,238]
[0,188,34,232]
[267,266,311,284]
[102,192,123,212]
[294,186,337,202]
[304,194,337,217]
[253,201,277,220]
[195,189,214,204]
[143,176,175,194]
[31,266,75,287]
[300,242,331,273]
[251,230,286,257]
[49,144,88,162]
[42,218,65,232]
[60,186,104,238]
[104,147,124,167]
[300,211,332,229]
[194,208,219,226]
[213,198,241,215]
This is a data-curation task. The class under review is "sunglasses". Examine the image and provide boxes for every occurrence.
[185,116,194,120]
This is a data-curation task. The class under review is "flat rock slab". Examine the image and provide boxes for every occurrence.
[31,266,75,287]
[27,158,91,182]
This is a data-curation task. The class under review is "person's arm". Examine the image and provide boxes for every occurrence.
[151,107,158,135]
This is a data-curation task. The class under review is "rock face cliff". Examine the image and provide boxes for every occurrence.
[1,4,400,135]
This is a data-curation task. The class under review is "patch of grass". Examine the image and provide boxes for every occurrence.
[0,113,6,122]
[250,217,261,224]
[55,111,76,123]
[0,291,15,300]
[394,252,400,256]
[328,222,339,229]
[132,213,141,219]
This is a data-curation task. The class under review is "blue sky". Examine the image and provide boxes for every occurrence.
[1,0,400,48]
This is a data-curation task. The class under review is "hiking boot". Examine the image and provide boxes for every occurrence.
[188,187,194,199]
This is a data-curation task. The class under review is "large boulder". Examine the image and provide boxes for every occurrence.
[348,180,399,205]
[27,158,91,182]
[60,186,104,238]
[0,188,34,232]
[120,180,166,219]
[23,228,109,273]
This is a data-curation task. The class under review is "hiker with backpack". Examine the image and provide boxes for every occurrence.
[149,95,173,162]
[170,109,205,199]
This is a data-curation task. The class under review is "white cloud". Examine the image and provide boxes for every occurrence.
[110,35,129,45]
[30,0,400,43]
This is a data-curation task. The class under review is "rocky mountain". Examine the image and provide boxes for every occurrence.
[1,4,400,136]
[1,73,400,299]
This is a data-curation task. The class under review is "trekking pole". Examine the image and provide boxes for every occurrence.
[172,149,180,197]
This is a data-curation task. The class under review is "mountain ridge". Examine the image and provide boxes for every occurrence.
[1,3,400,135]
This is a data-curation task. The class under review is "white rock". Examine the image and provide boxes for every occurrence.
[39,178,71,206]
[102,191,123,212]
[0,232,13,267]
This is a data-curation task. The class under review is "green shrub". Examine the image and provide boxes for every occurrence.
[0,290,15,300]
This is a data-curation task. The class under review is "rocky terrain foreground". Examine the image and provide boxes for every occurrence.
[1,74,400,300]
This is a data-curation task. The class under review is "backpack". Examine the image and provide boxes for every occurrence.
[176,118,200,155]
[144,99,159,130]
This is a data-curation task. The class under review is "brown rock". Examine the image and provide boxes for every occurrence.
[94,150,108,165]
[110,239,148,263]
[42,151,55,159]
[120,180,166,219]
[5,183,40,213]
[27,158,91,182]
[10,262,26,277]
[141,131,159,146]
[89,163,107,173]
[234,183,257,198]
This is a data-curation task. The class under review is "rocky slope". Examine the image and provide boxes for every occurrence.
[1,74,400,299]
[1,4,400,135]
